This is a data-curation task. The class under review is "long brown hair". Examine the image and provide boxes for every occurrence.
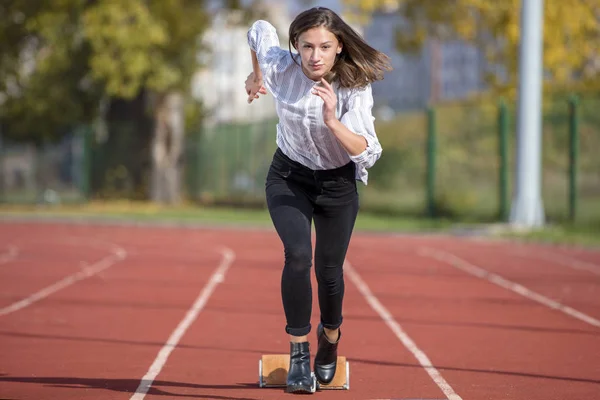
[288,7,392,89]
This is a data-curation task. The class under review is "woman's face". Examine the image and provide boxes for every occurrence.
[296,26,342,81]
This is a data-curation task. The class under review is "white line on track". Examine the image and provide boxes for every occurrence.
[130,247,236,400]
[345,260,463,400]
[0,244,127,317]
[465,238,600,277]
[0,245,19,265]
[511,248,600,276]
[418,247,600,329]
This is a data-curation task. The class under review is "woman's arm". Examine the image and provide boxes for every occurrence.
[312,80,381,165]
[251,50,262,79]
[246,20,284,103]
[324,119,368,156]
[246,51,266,103]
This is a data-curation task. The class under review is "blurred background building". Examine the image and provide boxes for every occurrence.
[191,2,292,124]
[365,12,487,114]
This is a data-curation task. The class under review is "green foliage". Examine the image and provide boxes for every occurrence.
[82,0,211,98]
[0,0,214,142]
[1,1,96,142]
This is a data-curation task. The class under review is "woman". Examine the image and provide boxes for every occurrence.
[246,6,391,393]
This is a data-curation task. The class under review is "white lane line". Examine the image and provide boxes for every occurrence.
[467,239,600,277]
[0,245,127,317]
[418,247,600,329]
[345,260,463,400]
[512,248,600,276]
[0,245,19,265]
[130,247,236,400]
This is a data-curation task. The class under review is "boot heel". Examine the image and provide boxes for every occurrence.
[313,324,340,385]
[286,342,316,394]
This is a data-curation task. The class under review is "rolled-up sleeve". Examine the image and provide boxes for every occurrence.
[340,84,382,170]
[247,20,283,87]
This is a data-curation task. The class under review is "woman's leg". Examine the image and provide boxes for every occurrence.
[313,193,359,333]
[266,170,315,338]
[312,179,359,384]
[265,156,318,393]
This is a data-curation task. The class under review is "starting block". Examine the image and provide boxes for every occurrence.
[258,354,350,391]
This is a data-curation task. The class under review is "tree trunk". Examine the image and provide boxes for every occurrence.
[151,91,184,204]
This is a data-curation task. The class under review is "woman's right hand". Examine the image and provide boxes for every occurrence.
[245,72,267,104]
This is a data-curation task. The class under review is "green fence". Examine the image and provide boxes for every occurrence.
[184,94,599,224]
[0,127,91,205]
[185,118,279,207]
[1,95,598,225]
[542,95,600,223]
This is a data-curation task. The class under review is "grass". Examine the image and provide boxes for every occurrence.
[1,201,599,248]
[0,200,453,233]
[498,223,600,248]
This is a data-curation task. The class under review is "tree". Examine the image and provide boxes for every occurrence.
[0,1,101,143]
[83,0,211,204]
[341,0,600,92]
[0,0,259,203]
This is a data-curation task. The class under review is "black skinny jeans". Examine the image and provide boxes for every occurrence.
[266,148,359,337]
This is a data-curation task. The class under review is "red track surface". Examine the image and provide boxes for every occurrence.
[1,221,599,400]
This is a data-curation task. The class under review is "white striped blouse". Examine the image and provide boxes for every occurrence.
[247,20,383,185]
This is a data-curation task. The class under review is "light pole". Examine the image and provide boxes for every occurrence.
[510,0,545,228]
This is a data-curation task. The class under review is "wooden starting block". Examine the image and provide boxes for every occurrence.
[258,354,350,390]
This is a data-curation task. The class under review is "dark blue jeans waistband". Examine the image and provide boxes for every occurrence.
[274,148,355,181]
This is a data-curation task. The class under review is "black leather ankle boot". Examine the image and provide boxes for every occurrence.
[314,324,340,384]
[286,341,315,393]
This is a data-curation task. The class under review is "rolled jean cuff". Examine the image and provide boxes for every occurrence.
[321,317,343,331]
[286,323,311,337]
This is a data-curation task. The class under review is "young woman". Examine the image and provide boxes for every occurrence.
[246,6,392,393]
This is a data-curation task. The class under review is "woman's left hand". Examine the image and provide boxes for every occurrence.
[312,78,337,125]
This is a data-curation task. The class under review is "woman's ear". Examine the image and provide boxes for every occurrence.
[336,43,342,54]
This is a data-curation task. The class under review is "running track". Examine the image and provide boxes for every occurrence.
[0,221,599,400]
